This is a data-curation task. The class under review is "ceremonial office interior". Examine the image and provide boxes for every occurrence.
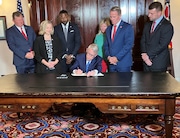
[29,0,151,72]
[0,1,180,137]
[0,0,180,81]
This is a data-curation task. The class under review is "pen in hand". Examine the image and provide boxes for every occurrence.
[76,67,83,74]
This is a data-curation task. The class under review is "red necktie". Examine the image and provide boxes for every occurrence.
[21,27,28,40]
[112,25,117,41]
[150,21,156,33]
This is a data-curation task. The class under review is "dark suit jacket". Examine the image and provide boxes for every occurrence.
[104,20,134,68]
[33,35,64,73]
[70,53,102,73]
[6,25,36,67]
[141,17,174,70]
[54,22,81,56]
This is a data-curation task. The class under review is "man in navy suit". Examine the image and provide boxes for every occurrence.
[70,43,102,77]
[6,11,36,74]
[141,2,174,72]
[104,6,134,72]
[54,10,81,73]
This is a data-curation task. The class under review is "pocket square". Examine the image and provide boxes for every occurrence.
[70,30,74,33]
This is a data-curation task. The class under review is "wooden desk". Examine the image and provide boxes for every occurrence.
[0,72,180,138]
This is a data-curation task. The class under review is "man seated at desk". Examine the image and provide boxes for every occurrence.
[70,43,102,77]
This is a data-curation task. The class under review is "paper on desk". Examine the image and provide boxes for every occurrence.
[71,73,104,77]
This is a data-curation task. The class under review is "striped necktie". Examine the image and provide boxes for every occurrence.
[86,61,90,73]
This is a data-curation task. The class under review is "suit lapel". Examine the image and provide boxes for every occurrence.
[13,25,26,40]
[153,18,164,33]
[88,57,97,71]
[109,26,113,44]
[149,18,164,39]
[83,54,87,72]
[24,26,29,39]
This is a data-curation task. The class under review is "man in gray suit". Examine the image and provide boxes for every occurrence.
[6,11,36,74]
[141,2,174,72]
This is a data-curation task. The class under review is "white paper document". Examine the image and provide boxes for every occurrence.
[71,73,104,77]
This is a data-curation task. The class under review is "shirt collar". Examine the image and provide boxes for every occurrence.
[15,25,25,31]
[61,22,69,28]
[154,15,163,26]
[114,20,121,28]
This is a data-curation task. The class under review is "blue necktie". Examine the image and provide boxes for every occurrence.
[86,61,90,73]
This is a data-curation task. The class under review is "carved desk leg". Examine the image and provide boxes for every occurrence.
[165,115,174,138]
[165,99,175,138]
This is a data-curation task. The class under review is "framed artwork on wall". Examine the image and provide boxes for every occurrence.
[0,16,7,40]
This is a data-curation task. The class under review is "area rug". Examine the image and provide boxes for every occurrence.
[0,98,180,138]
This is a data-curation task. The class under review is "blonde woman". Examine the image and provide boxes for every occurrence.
[33,20,64,73]
[94,18,110,72]
[94,18,110,58]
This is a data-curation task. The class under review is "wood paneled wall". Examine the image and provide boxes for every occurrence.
[28,0,153,71]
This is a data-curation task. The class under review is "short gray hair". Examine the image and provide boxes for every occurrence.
[110,6,121,15]
[87,43,98,54]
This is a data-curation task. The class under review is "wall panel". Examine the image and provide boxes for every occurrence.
[28,0,153,71]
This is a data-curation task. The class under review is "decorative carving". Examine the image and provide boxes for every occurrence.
[108,104,131,111]
[136,105,159,111]
[0,105,13,109]
[165,115,174,125]
[21,105,37,110]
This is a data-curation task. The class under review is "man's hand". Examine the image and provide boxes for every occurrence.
[74,69,83,74]
[65,55,73,64]
[108,56,118,65]
[141,53,152,66]
[86,70,96,77]
[25,51,34,59]
[46,62,55,69]
[141,53,149,61]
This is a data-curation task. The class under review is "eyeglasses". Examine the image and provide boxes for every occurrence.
[86,52,96,58]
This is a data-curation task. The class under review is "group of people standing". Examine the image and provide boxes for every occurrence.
[6,1,174,76]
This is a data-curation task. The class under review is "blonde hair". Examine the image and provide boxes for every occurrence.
[38,20,54,35]
[87,43,99,54]
[98,18,110,34]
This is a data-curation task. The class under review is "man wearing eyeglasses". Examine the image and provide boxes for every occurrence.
[70,43,102,77]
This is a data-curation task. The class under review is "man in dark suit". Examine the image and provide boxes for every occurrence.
[6,11,36,74]
[70,43,102,77]
[104,6,134,72]
[54,10,81,73]
[141,2,174,72]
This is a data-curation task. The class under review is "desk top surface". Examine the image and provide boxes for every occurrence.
[0,72,180,97]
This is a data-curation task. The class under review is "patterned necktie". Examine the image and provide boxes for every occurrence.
[21,27,28,40]
[86,61,90,73]
[112,25,117,41]
[150,21,156,33]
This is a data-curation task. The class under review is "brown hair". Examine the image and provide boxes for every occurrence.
[149,2,163,12]
[12,11,23,19]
